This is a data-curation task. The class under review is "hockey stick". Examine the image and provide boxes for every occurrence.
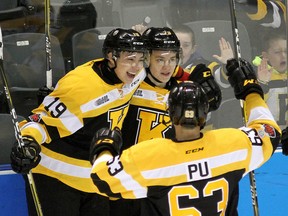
[45,0,52,89]
[38,0,53,104]
[229,1,260,216]
[0,27,43,216]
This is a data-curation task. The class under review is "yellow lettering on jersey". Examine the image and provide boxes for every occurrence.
[203,178,228,216]
[108,104,129,129]
[169,186,201,216]
[168,178,229,216]
[137,110,171,142]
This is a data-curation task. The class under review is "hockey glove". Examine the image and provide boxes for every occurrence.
[282,127,288,156]
[89,127,122,165]
[189,64,222,112]
[226,58,263,100]
[10,136,41,174]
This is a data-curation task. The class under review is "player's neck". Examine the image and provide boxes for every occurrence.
[175,125,201,141]
[147,73,166,88]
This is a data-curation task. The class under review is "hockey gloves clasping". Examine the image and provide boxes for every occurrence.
[189,64,222,112]
[10,136,41,174]
[282,127,288,156]
[89,127,123,165]
[226,58,264,100]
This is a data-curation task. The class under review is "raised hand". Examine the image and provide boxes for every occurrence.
[213,37,234,64]
[257,55,273,84]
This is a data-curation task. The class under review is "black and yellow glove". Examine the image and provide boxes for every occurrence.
[189,63,222,112]
[226,58,263,100]
[10,136,41,174]
[89,127,122,164]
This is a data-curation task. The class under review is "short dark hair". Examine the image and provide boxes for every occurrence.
[173,24,196,47]
[261,30,286,52]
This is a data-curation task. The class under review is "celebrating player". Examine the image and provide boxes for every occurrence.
[10,28,147,216]
[90,58,281,215]
[122,27,221,149]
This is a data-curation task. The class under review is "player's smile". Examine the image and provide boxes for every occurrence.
[127,71,137,79]
[160,71,172,77]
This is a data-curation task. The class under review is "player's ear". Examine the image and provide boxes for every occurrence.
[107,52,116,67]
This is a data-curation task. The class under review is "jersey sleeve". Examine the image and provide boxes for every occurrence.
[172,66,190,81]
[19,71,85,144]
[241,92,281,173]
[19,65,127,144]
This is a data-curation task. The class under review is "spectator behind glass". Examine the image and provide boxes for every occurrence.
[253,30,287,130]
[173,24,234,71]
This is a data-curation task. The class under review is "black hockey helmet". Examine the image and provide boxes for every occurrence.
[102,28,146,56]
[142,27,181,52]
[168,81,209,129]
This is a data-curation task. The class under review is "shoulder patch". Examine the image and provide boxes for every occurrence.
[263,124,276,138]
[28,114,42,123]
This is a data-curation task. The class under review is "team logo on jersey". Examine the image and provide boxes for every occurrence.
[95,95,110,106]
[263,124,276,138]
[134,89,143,97]
[28,114,41,123]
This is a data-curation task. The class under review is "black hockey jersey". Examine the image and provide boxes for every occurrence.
[19,59,146,192]
[91,93,281,215]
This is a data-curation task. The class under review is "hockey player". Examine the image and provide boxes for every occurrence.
[10,28,147,216]
[89,58,281,216]
[122,27,221,149]
[111,26,221,215]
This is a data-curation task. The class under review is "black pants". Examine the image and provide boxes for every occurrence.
[109,199,141,216]
[23,173,109,216]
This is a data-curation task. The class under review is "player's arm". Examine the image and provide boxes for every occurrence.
[18,72,90,144]
[88,126,124,197]
[226,58,281,153]
[89,127,122,164]
[188,63,222,112]
[10,79,77,173]
[90,128,164,199]
[172,66,190,81]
